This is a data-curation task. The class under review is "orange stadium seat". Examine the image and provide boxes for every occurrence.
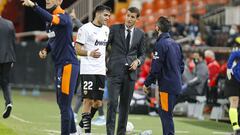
[135,18,143,28]
[152,0,168,12]
[178,0,187,4]
[218,0,229,4]
[193,0,206,15]
[116,8,127,23]
[206,0,229,5]
[157,8,167,16]
[141,2,153,16]
[143,15,156,32]
[169,0,178,7]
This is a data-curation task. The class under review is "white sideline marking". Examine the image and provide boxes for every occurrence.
[11,115,32,124]
[212,131,232,135]
[175,130,190,134]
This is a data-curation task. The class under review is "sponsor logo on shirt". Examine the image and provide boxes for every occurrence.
[94,40,107,46]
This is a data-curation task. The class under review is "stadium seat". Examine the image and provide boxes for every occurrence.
[143,15,156,32]
[116,8,127,23]
[141,2,153,16]
[135,18,143,28]
[152,0,168,12]
[192,0,206,15]
[207,0,229,5]
[157,8,167,16]
[169,0,178,7]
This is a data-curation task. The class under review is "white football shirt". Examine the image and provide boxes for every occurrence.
[76,22,109,75]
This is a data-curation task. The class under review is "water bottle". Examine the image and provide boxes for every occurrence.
[140,130,152,135]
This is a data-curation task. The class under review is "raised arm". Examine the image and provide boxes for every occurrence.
[22,0,67,25]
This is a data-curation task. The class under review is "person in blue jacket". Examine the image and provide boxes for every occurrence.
[143,16,184,135]
[224,47,240,134]
[22,0,79,135]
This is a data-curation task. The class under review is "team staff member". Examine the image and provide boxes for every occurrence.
[224,47,240,134]
[75,5,111,134]
[0,16,16,119]
[143,16,184,135]
[22,0,79,135]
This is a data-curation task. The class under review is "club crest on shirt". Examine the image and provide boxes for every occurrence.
[84,90,88,95]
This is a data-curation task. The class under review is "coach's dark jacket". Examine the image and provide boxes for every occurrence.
[0,17,16,63]
[145,32,184,95]
[106,24,145,80]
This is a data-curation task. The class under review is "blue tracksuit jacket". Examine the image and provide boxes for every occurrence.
[144,33,184,95]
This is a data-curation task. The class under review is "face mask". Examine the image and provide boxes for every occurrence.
[47,5,57,13]
[205,57,213,64]
[193,58,199,65]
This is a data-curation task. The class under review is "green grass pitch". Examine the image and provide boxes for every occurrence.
[0,91,233,135]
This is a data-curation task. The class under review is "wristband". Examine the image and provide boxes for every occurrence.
[87,51,91,57]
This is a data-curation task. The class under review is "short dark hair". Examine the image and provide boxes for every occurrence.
[93,5,111,19]
[156,16,171,32]
[128,7,140,18]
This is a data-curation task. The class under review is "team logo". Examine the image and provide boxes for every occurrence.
[105,31,108,37]
[84,90,88,95]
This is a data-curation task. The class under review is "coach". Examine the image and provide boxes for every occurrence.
[106,7,145,135]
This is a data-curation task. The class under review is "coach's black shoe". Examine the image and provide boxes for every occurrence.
[2,104,12,119]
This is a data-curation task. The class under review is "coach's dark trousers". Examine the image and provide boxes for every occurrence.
[0,63,12,106]
[56,64,79,135]
[107,72,135,135]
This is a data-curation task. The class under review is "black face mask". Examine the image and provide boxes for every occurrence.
[193,58,199,65]
[47,5,57,13]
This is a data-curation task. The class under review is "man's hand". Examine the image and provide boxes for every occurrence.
[227,68,233,80]
[21,0,35,7]
[129,59,139,71]
[39,49,47,59]
[143,85,151,94]
[90,49,101,58]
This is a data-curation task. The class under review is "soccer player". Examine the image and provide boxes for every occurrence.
[143,16,184,135]
[74,5,111,134]
[224,47,240,134]
[21,0,79,135]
